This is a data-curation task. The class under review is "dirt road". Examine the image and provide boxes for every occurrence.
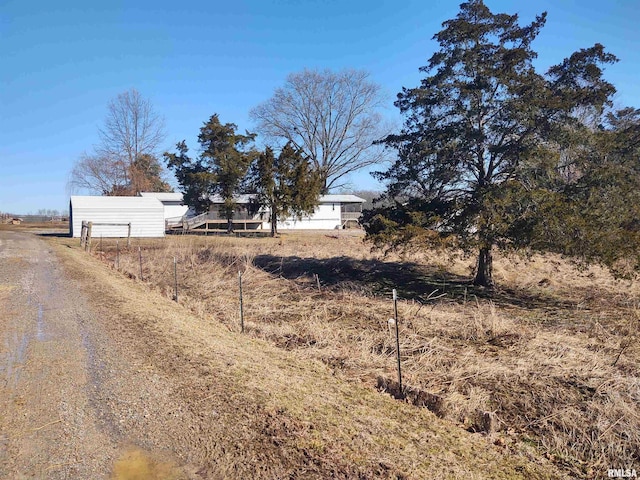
[0,230,189,479]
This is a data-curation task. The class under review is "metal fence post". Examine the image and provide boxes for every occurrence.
[174,256,178,302]
[393,289,403,397]
[138,246,143,281]
[239,271,244,333]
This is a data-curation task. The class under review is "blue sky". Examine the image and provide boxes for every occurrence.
[1,0,638,214]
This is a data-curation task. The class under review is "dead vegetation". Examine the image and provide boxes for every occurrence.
[81,231,638,478]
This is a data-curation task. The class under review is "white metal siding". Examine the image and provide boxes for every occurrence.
[163,204,189,221]
[70,196,165,238]
[268,203,343,230]
[180,194,364,231]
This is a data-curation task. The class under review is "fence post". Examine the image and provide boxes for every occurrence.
[173,256,178,302]
[80,221,87,247]
[127,223,131,247]
[86,222,93,252]
[138,246,143,281]
[116,240,119,269]
[239,271,244,333]
[393,289,403,398]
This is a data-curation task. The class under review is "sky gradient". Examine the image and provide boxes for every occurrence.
[1,0,639,214]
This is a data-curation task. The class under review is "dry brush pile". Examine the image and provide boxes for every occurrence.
[95,232,639,478]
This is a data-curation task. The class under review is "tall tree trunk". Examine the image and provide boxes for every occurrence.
[473,245,494,288]
[270,208,277,237]
[223,200,234,233]
[320,173,329,195]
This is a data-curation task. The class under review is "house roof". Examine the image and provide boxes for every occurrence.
[318,194,365,203]
[209,194,257,204]
[139,192,184,202]
[207,194,365,204]
[70,196,164,210]
[137,191,366,205]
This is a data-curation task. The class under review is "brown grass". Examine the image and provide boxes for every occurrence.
[0,221,69,231]
[63,231,639,478]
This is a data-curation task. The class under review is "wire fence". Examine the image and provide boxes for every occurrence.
[97,239,466,423]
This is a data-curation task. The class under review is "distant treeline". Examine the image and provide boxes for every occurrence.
[1,214,68,223]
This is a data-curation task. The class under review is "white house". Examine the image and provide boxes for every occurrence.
[139,192,189,224]
[186,194,365,231]
[69,196,166,238]
[271,194,365,230]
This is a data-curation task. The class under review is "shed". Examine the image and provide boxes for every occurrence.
[69,196,165,238]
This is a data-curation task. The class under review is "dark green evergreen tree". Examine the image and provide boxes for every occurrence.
[198,115,257,232]
[165,115,258,231]
[544,108,640,277]
[363,0,618,287]
[250,142,322,236]
[164,141,214,214]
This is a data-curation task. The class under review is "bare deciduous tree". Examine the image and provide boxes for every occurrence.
[97,88,166,170]
[250,69,389,192]
[68,152,128,195]
[69,89,169,195]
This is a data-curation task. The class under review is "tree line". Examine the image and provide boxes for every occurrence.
[69,0,640,287]
[69,70,386,236]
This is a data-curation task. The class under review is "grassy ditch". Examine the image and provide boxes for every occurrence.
[57,231,639,478]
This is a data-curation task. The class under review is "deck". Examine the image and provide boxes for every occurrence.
[167,209,363,235]
[167,213,269,236]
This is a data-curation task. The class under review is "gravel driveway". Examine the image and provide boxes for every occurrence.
[0,230,191,479]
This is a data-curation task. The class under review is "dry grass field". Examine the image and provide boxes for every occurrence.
[0,221,68,231]
[73,230,638,477]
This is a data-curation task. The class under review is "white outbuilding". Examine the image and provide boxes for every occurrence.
[69,196,166,238]
[139,192,189,225]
